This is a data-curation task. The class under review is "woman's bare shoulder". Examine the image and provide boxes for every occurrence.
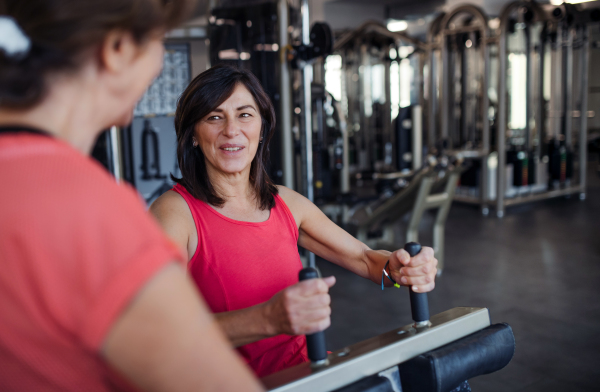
[150,190,193,225]
[275,185,315,223]
[275,185,303,205]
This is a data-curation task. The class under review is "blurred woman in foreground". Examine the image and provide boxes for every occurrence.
[0,1,262,391]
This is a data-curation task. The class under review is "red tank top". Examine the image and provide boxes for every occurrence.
[172,184,308,377]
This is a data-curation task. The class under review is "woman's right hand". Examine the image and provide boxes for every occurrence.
[263,276,336,336]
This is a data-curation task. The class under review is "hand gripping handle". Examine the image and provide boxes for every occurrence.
[298,268,328,364]
[404,242,430,324]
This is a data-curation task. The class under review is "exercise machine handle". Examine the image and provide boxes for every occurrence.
[299,267,328,364]
[404,242,430,324]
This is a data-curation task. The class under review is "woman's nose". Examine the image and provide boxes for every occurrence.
[222,119,239,138]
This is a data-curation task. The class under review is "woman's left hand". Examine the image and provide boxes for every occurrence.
[387,246,437,293]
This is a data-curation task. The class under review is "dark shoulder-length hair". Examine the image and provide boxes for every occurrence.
[172,64,278,210]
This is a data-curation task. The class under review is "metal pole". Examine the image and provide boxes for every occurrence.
[384,51,392,170]
[427,44,437,152]
[497,20,508,218]
[109,126,123,183]
[565,26,574,150]
[579,24,589,199]
[552,23,563,142]
[360,44,370,170]
[301,0,315,268]
[481,26,490,211]
[279,0,294,189]
[536,25,545,163]
[412,105,423,170]
[526,20,533,151]
[441,35,449,143]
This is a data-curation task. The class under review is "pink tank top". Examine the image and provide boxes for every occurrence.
[172,184,308,377]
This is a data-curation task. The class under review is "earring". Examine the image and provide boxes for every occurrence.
[193,140,198,147]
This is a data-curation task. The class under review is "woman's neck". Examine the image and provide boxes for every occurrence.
[206,165,256,207]
[0,70,110,155]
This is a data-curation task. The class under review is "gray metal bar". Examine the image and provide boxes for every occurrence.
[552,23,563,142]
[536,23,544,163]
[300,0,315,268]
[579,24,589,198]
[481,24,490,209]
[526,18,534,151]
[407,176,435,243]
[412,105,423,170]
[503,185,584,206]
[441,37,449,142]
[565,26,574,150]
[433,172,459,272]
[384,51,393,170]
[262,307,491,392]
[428,43,438,152]
[279,0,294,189]
[109,126,123,183]
[497,15,508,218]
[360,44,370,170]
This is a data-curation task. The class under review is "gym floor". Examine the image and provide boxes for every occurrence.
[319,156,600,392]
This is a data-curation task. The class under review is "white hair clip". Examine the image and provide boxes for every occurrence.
[0,16,31,58]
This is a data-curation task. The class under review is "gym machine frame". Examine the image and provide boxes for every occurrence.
[355,165,461,273]
[261,242,514,392]
[496,1,591,217]
[436,5,492,214]
[335,22,426,178]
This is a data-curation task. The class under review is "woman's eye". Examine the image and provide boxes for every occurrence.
[208,115,221,121]
[240,113,251,118]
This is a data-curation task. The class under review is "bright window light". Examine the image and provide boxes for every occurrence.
[508,53,527,130]
[399,59,412,108]
[390,62,399,120]
[325,55,342,102]
[371,64,385,103]
[387,20,408,32]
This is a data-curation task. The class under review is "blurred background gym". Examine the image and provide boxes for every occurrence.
[90,0,600,390]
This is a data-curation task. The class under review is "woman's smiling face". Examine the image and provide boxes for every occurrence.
[193,83,262,179]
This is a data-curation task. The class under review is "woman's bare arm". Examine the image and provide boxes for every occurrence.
[277,186,437,292]
[103,263,264,392]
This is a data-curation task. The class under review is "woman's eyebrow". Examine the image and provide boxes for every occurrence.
[237,104,257,112]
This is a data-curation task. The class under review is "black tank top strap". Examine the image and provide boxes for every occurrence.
[0,125,51,137]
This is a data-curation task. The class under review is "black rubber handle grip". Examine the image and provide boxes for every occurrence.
[404,242,430,323]
[298,267,328,362]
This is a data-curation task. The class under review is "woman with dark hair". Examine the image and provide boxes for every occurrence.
[0,2,263,391]
[151,64,438,377]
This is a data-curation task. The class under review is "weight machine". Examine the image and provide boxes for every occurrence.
[262,243,515,392]
[495,1,598,217]
[426,1,598,217]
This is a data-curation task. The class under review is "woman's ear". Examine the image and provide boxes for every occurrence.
[100,30,138,74]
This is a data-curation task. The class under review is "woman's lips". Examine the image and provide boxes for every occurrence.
[219,145,245,153]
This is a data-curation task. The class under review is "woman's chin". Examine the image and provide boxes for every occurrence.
[215,164,251,176]
[112,110,134,128]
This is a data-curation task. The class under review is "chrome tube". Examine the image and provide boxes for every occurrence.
[279,0,294,189]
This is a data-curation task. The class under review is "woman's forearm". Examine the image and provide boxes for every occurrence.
[214,303,275,347]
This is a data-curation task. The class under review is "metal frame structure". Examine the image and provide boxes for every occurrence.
[334,22,426,180]
[495,1,591,217]
[406,170,460,272]
[354,163,460,273]
[436,5,492,213]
